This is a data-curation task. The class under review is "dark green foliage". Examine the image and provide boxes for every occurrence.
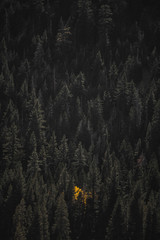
[52,192,71,240]
[0,1,160,239]
[2,123,23,169]
[13,198,27,240]
[72,142,88,186]
[105,198,125,240]
[151,99,160,147]
[127,183,143,240]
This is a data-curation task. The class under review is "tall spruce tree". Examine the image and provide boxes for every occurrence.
[52,192,71,240]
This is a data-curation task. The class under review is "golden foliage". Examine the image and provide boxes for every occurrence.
[73,186,92,205]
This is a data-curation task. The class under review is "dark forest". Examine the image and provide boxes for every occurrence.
[0,0,160,239]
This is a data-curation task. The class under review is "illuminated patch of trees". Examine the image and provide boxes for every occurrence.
[73,186,92,205]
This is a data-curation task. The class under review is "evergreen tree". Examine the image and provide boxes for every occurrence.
[98,3,112,55]
[46,131,59,172]
[13,198,27,240]
[86,156,102,238]
[88,95,103,131]
[151,99,160,148]
[128,183,143,240]
[27,147,40,177]
[36,201,50,240]
[52,192,71,240]
[2,123,23,170]
[56,17,72,61]
[106,198,125,240]
[72,142,88,186]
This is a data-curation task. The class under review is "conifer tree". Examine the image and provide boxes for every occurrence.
[128,183,143,240]
[106,198,125,240]
[52,192,71,240]
[46,131,59,172]
[91,51,105,87]
[27,147,40,177]
[145,122,152,154]
[72,142,88,186]
[71,71,86,100]
[98,3,112,54]
[151,99,160,148]
[36,201,50,240]
[39,144,48,177]
[13,198,27,240]
[2,123,23,169]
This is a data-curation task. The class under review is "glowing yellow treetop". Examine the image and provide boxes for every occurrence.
[73,186,92,205]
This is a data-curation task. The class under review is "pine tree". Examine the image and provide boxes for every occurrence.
[54,82,72,116]
[25,205,34,240]
[108,61,118,89]
[151,99,160,148]
[36,200,50,240]
[75,115,91,149]
[87,156,101,201]
[57,165,70,194]
[90,51,105,87]
[128,183,143,240]
[2,123,23,169]
[98,3,112,52]
[143,192,160,240]
[0,169,19,239]
[27,147,40,177]
[14,162,26,199]
[52,192,71,240]
[33,35,45,69]
[13,198,27,240]
[72,142,88,186]
[146,89,156,123]
[46,131,59,172]
[132,85,142,128]
[147,153,160,192]
[26,90,46,151]
[106,198,125,240]
[119,138,134,170]
[88,95,103,131]
[71,71,86,100]
[55,17,72,63]
[59,135,69,164]
[39,144,48,177]
[2,99,19,126]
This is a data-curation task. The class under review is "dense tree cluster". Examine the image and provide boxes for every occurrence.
[0,0,160,239]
